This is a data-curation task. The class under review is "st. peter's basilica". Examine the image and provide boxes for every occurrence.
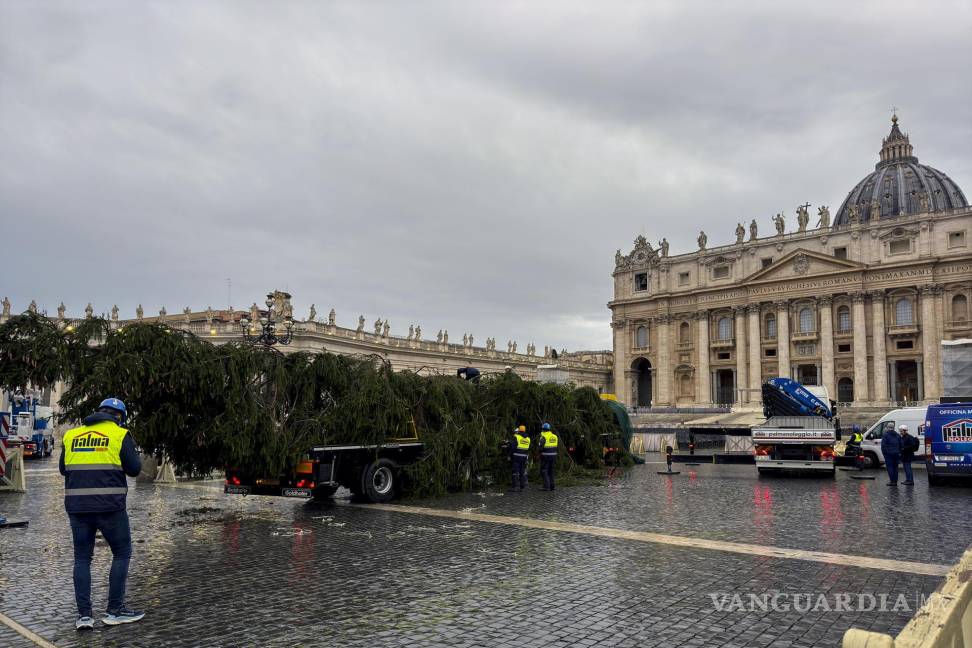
[609,116,970,407]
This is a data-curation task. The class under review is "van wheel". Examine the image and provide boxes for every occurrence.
[360,459,397,503]
[860,452,879,469]
[927,474,944,487]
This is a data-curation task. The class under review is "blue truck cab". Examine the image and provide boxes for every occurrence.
[924,403,972,485]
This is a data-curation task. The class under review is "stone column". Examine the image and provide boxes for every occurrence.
[916,359,924,400]
[747,304,762,402]
[889,361,897,402]
[775,300,790,379]
[612,319,628,404]
[696,311,710,406]
[734,306,748,403]
[852,292,869,402]
[870,290,888,402]
[657,315,672,406]
[819,297,835,399]
[934,286,945,399]
[921,285,939,401]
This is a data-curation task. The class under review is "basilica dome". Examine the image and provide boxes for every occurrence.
[833,115,968,226]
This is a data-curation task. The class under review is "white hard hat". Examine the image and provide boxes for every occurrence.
[899,424,908,431]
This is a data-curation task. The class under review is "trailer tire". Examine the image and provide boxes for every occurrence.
[927,473,944,487]
[360,459,397,503]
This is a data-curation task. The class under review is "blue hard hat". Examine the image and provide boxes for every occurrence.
[99,398,127,416]
[542,422,551,431]
[852,424,861,433]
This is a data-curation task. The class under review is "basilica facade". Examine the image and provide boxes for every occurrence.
[609,116,971,407]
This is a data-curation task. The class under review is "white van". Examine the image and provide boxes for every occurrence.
[858,407,927,468]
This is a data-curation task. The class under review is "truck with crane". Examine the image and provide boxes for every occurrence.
[752,378,840,476]
[1,391,55,459]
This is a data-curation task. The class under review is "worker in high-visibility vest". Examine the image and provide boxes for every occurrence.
[538,422,559,491]
[509,425,530,492]
[59,398,144,631]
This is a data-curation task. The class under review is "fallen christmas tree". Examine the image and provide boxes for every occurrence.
[0,313,629,497]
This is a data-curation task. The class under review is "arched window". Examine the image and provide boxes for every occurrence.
[799,307,814,333]
[636,325,648,348]
[764,313,777,339]
[679,321,691,344]
[953,294,969,322]
[895,298,913,325]
[837,305,851,332]
[717,317,732,340]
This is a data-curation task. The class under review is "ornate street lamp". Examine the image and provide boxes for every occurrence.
[239,293,295,346]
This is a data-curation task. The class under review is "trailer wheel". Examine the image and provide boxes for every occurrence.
[360,459,397,503]
[927,474,944,487]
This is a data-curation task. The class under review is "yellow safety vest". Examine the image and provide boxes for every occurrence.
[540,430,559,455]
[513,433,531,455]
[62,421,129,511]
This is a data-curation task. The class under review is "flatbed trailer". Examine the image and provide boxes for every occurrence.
[224,438,425,503]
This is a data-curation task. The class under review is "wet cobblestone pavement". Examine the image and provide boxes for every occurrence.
[0,460,967,647]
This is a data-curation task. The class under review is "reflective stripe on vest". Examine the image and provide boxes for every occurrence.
[64,463,124,471]
[64,487,129,496]
[541,430,558,455]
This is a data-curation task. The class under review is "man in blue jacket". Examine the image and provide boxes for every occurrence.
[880,424,902,486]
[59,398,144,630]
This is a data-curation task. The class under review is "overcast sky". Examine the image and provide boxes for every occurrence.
[2,1,970,351]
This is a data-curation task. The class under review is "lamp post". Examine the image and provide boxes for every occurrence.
[239,293,295,346]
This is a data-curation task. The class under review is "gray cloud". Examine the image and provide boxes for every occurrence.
[2,1,969,351]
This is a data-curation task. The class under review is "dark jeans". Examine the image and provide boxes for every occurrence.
[69,509,132,616]
[884,453,900,483]
[511,455,527,490]
[902,455,914,482]
[540,455,556,490]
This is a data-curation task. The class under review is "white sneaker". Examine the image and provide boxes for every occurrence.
[76,616,95,631]
[102,608,145,625]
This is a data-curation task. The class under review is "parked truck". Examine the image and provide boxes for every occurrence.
[2,391,55,459]
[752,378,840,476]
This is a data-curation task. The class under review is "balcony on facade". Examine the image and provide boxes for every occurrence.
[676,341,694,351]
[945,320,971,332]
[710,337,735,349]
[791,330,818,342]
[888,323,920,337]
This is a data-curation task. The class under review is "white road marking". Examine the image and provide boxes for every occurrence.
[361,503,951,577]
[0,612,59,648]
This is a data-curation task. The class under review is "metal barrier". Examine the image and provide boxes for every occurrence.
[843,544,972,647]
